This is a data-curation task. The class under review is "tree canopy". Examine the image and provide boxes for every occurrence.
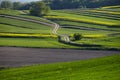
[43,0,120,9]
[0,0,13,9]
[0,0,119,10]
[13,2,21,10]
[30,2,51,16]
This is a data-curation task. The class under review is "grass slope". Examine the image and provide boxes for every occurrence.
[76,36,120,48]
[0,37,76,48]
[0,10,53,24]
[45,11,120,26]
[0,9,119,49]
[0,17,52,34]
[0,54,120,80]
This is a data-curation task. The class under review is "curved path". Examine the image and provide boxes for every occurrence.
[0,14,68,41]
[52,23,60,34]
[0,14,60,35]
[0,47,119,67]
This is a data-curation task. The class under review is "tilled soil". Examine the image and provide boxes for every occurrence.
[0,47,119,67]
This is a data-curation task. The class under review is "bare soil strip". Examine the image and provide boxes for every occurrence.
[0,47,119,67]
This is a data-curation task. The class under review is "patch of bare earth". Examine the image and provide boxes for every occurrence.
[0,47,119,67]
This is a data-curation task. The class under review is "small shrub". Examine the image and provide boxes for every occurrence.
[73,33,82,41]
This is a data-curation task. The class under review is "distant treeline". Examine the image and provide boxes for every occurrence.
[43,0,120,9]
[0,0,120,10]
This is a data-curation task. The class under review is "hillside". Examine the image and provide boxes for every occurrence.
[0,3,120,80]
[0,54,120,80]
[0,6,120,50]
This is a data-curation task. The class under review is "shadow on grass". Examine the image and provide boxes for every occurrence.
[59,40,102,47]
[0,67,9,71]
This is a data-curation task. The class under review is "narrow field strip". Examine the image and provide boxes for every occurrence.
[56,10,120,19]
[0,10,53,24]
[102,5,120,9]
[0,17,51,29]
[44,12,120,26]
[0,33,57,38]
[61,25,119,32]
[0,14,53,27]
[55,20,120,32]
[58,10,120,20]
[89,10,120,15]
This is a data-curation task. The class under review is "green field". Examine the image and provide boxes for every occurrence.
[0,6,120,49]
[0,10,53,24]
[0,17,52,34]
[0,54,120,80]
[45,11,120,26]
[0,37,76,48]
[44,7,120,49]
[0,4,120,80]
[76,36,120,48]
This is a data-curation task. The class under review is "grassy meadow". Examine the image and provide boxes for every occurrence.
[0,54,120,80]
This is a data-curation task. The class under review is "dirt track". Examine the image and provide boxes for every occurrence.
[0,47,119,67]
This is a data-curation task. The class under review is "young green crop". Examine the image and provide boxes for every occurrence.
[89,10,120,15]
[0,33,57,38]
[0,17,52,34]
[76,36,120,48]
[0,10,53,24]
[102,5,120,9]
[0,37,76,48]
[44,11,120,26]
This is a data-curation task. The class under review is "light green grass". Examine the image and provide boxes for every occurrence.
[56,9,120,20]
[0,37,76,48]
[45,11,120,26]
[0,9,53,24]
[55,20,120,32]
[0,24,52,34]
[0,55,120,80]
[58,27,114,35]
[0,17,52,34]
[76,36,120,48]
[0,9,20,15]
[102,5,120,9]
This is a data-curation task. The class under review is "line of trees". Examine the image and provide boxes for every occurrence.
[0,0,51,16]
[30,2,51,16]
[0,0,13,9]
[42,0,120,9]
[0,0,36,10]
[0,0,120,10]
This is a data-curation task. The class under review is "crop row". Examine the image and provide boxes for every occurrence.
[58,10,120,20]
[70,34,107,38]
[0,10,53,24]
[44,16,119,26]
[0,17,51,29]
[88,10,120,15]
[73,11,120,20]
[101,5,120,9]
[0,33,57,38]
